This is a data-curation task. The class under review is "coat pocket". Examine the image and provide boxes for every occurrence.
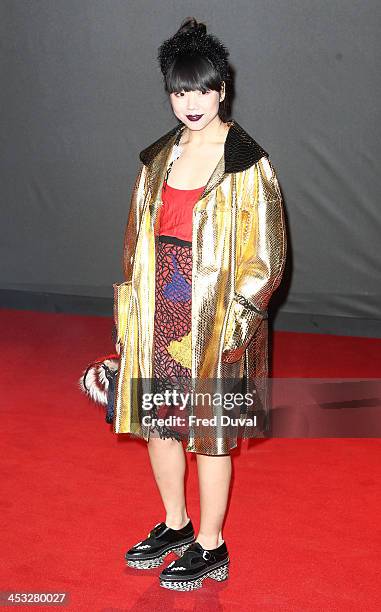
[112,280,133,345]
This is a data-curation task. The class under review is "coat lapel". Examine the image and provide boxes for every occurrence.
[139,119,269,207]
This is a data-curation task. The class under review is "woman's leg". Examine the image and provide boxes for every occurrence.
[147,436,189,529]
[195,454,232,549]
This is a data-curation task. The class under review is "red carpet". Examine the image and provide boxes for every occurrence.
[1,308,381,611]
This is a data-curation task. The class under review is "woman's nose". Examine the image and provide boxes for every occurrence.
[186,91,199,109]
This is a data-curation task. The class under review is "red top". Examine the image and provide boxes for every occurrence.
[157,180,206,242]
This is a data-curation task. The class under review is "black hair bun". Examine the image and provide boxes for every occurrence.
[158,17,229,80]
[176,17,207,37]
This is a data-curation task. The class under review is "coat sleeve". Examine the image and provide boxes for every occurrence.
[122,162,148,282]
[222,156,287,363]
[112,162,147,341]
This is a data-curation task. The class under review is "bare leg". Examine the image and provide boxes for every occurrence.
[195,453,232,549]
[147,436,189,529]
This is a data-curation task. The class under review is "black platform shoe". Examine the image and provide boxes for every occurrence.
[125,519,195,570]
[159,540,230,591]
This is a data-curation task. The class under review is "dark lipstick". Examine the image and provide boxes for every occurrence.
[186,114,203,121]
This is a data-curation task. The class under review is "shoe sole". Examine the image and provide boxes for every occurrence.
[126,540,195,570]
[160,561,229,591]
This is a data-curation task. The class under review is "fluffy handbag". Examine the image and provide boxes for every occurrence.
[78,353,119,423]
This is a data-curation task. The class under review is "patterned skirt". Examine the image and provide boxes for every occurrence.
[151,235,193,442]
[149,234,246,455]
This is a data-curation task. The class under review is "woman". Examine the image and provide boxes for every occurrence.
[112,17,287,591]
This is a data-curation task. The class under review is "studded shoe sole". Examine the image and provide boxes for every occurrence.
[160,559,230,590]
[126,538,195,570]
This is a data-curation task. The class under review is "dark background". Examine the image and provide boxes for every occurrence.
[1,1,380,336]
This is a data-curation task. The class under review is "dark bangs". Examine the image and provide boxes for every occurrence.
[164,54,222,94]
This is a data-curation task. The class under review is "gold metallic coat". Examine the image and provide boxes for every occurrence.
[113,119,287,455]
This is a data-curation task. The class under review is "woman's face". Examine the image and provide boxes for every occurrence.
[169,84,225,130]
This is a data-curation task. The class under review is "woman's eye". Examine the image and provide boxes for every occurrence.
[172,89,210,97]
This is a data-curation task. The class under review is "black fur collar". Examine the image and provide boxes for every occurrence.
[139,119,269,173]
